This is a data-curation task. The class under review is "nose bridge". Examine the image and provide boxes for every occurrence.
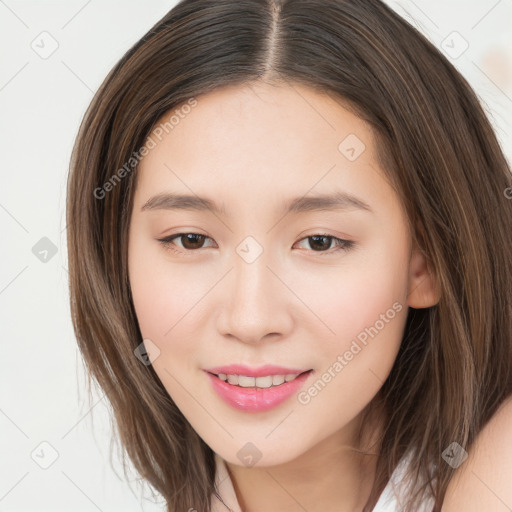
[233,244,271,305]
[231,241,276,316]
[218,236,291,343]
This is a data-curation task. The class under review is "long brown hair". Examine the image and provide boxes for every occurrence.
[65,0,512,510]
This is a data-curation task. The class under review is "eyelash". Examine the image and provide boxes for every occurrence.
[156,232,355,256]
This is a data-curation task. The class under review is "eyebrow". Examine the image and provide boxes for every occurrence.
[140,191,374,216]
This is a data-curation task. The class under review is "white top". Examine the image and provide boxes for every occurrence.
[211,452,435,512]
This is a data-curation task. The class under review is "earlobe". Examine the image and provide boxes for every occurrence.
[407,248,441,309]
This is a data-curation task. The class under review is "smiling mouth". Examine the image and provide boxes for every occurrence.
[207,370,313,389]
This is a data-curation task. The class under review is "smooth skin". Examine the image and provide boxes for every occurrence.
[127,81,509,511]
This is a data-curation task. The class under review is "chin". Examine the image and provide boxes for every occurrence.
[216,437,310,469]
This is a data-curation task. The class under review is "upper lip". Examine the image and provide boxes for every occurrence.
[203,364,312,377]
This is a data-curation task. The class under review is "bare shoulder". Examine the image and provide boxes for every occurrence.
[442,395,512,511]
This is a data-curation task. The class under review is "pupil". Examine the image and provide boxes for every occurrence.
[310,235,330,251]
[183,234,204,249]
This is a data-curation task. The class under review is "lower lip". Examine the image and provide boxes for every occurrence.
[205,370,313,412]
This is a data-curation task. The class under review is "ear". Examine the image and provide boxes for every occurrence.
[407,247,441,309]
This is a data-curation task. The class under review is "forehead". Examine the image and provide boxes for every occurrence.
[145,81,377,163]
[134,81,395,220]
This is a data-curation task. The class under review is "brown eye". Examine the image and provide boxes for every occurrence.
[295,234,355,254]
[157,233,215,253]
[307,235,333,251]
[177,233,208,250]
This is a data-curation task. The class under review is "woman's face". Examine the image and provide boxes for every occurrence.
[127,81,436,467]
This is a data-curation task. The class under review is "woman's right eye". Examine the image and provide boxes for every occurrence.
[156,233,216,253]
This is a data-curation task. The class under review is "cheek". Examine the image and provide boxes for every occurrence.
[128,235,217,376]
[293,289,407,449]
[295,249,409,411]
[128,255,200,416]
[128,235,184,351]
[129,248,171,341]
[298,253,408,356]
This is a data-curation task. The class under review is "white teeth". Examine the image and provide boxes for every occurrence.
[227,374,239,385]
[254,376,273,388]
[272,375,285,386]
[217,373,303,388]
[238,375,256,387]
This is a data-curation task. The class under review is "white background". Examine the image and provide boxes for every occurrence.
[1,1,511,510]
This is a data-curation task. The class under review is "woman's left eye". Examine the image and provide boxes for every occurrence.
[156,232,355,255]
[295,234,355,254]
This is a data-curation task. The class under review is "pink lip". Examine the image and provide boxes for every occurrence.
[204,368,313,412]
[203,364,310,377]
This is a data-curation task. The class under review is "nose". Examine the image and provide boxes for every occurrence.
[216,247,294,345]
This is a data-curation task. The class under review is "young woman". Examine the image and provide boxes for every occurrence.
[66,1,512,510]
